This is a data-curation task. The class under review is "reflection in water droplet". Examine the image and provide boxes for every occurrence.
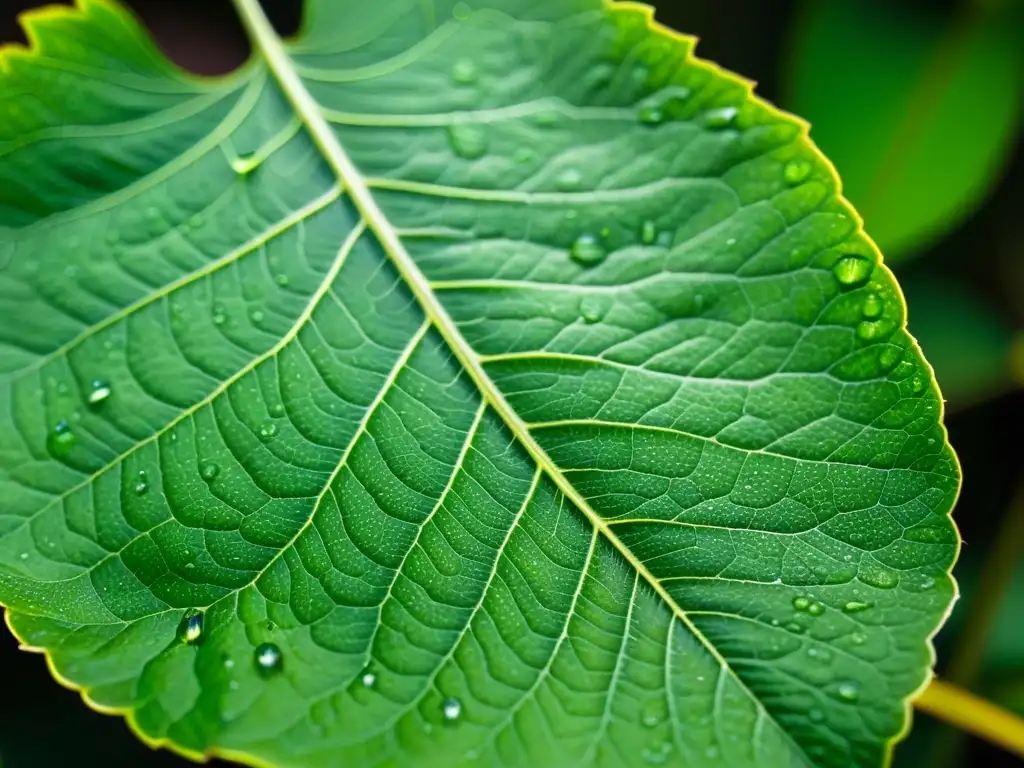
[451,58,478,85]
[556,168,583,190]
[201,462,220,481]
[570,235,606,266]
[703,106,738,129]
[833,254,874,288]
[638,105,664,125]
[178,609,204,644]
[784,159,812,185]
[442,697,462,721]
[49,421,76,457]
[447,124,487,160]
[580,294,611,324]
[861,293,884,320]
[254,643,283,676]
[135,471,149,495]
[836,682,860,702]
[87,380,112,406]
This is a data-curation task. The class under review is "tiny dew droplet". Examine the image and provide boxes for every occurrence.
[556,168,583,190]
[49,420,76,456]
[446,124,487,160]
[861,293,884,320]
[259,421,279,441]
[274,273,290,287]
[808,708,825,723]
[850,631,867,646]
[638,105,664,125]
[442,697,462,721]
[783,159,812,185]
[580,294,611,324]
[201,462,220,481]
[703,106,738,129]
[451,58,478,85]
[833,254,874,289]
[836,682,860,702]
[361,671,376,688]
[178,609,204,644]
[254,642,283,677]
[570,234,606,266]
[250,309,265,324]
[641,220,658,245]
[843,601,871,613]
[87,380,112,406]
[135,470,149,495]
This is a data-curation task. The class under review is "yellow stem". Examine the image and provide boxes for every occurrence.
[917,680,1024,758]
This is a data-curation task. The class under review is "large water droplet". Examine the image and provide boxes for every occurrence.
[447,124,487,160]
[580,294,611,324]
[134,470,149,496]
[259,422,278,442]
[792,596,810,612]
[843,601,871,614]
[833,254,874,289]
[879,346,902,372]
[87,380,112,406]
[178,609,204,644]
[254,642,283,677]
[452,1,472,20]
[703,106,738,129]
[807,601,825,617]
[570,234,606,266]
[442,697,462,721]
[784,159,812,185]
[201,462,220,481]
[451,58,478,85]
[860,567,898,590]
[836,681,860,702]
[861,293,884,320]
[48,420,76,457]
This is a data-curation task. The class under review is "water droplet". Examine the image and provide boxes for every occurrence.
[860,566,898,590]
[862,293,884,320]
[452,1,472,20]
[792,596,810,612]
[703,106,738,129]
[808,708,825,723]
[87,380,111,406]
[250,309,265,324]
[638,105,664,125]
[361,671,376,688]
[879,346,902,372]
[254,642,283,677]
[259,422,278,441]
[833,254,874,289]
[580,294,611,324]
[269,403,286,418]
[556,168,583,190]
[906,574,937,593]
[785,621,805,634]
[48,420,76,457]
[784,159,812,185]
[212,304,227,326]
[911,374,926,394]
[807,601,825,617]
[857,321,884,341]
[843,601,871,613]
[178,609,204,644]
[447,124,487,160]
[201,462,220,481]
[850,631,867,646]
[442,697,462,721]
[640,220,658,245]
[570,234,606,266]
[225,658,235,669]
[274,273,290,287]
[451,58,478,85]
[641,699,666,728]
[134,470,149,495]
[836,681,860,702]
[807,647,832,663]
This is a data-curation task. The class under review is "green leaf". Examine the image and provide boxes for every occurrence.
[0,1,960,767]
[785,0,1024,262]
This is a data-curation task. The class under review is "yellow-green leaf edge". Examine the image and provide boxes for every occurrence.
[0,1,964,766]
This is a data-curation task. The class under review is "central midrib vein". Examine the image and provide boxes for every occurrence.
[231,0,782,749]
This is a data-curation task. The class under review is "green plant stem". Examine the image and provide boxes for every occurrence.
[917,680,1024,759]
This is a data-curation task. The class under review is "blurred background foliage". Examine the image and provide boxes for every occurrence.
[0,0,1021,765]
